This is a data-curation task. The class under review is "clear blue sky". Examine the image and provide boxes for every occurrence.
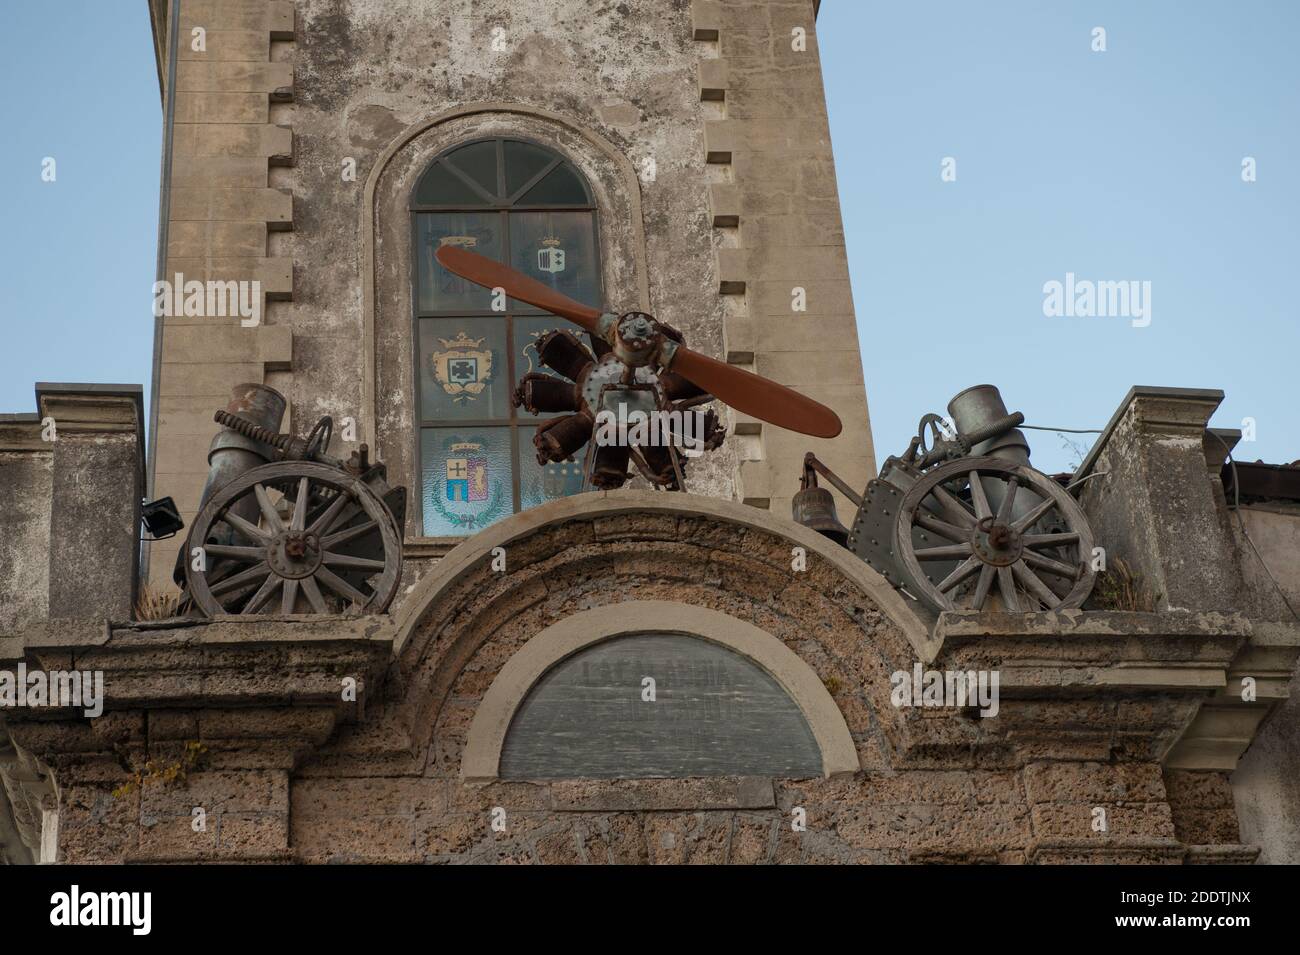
[1,2,1296,476]
[820,0,1299,472]
[0,2,159,411]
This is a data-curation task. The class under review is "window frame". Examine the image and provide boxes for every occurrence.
[408,137,604,539]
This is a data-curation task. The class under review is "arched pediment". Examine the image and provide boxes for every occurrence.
[463,601,860,780]
[371,491,934,775]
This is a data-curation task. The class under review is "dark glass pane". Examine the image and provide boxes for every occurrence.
[443,140,500,200]
[418,318,510,421]
[504,140,559,198]
[518,429,588,510]
[416,212,503,312]
[513,315,591,419]
[420,427,514,536]
[508,211,600,311]
[500,633,823,779]
[517,163,590,205]
[415,161,490,205]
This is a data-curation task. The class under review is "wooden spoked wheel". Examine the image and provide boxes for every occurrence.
[184,461,402,616]
[893,456,1095,613]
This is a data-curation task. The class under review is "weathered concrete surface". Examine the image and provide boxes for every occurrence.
[0,522,1279,867]
[1233,502,1300,863]
[9,491,1282,863]
[0,418,53,634]
[1,615,394,863]
[1234,504,1300,617]
[145,0,876,588]
[0,386,143,634]
[1202,464,1300,860]
[1235,681,1300,863]
[1077,387,1243,613]
[41,386,144,623]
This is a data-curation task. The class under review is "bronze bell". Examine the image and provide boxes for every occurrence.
[792,485,850,547]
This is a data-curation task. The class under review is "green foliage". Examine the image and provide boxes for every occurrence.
[1092,557,1160,612]
[112,740,208,799]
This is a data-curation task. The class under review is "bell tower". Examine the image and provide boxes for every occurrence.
[144,0,873,586]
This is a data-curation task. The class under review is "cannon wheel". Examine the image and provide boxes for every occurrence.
[893,456,1095,613]
[185,461,401,616]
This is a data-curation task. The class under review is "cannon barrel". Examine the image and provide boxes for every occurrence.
[173,384,285,585]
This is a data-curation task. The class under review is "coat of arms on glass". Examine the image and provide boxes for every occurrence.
[413,138,602,536]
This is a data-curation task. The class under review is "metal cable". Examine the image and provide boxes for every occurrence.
[1209,430,1300,622]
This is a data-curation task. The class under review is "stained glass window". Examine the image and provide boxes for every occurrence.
[412,139,602,537]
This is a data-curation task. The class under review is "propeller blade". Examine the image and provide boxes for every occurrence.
[669,348,843,438]
[434,245,602,333]
[435,245,842,438]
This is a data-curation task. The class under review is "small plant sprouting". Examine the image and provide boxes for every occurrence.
[1092,557,1159,612]
[134,583,180,621]
[112,741,208,798]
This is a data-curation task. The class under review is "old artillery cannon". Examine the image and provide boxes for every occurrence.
[175,384,406,616]
[795,384,1097,614]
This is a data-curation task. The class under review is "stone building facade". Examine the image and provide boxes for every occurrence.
[143,0,875,591]
[1,1,1298,865]
[2,380,1298,864]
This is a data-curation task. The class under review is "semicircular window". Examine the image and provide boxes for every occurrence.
[412,138,600,538]
[499,633,823,779]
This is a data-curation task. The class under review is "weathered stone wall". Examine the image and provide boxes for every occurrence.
[6,485,1287,865]
[0,386,144,633]
[1230,501,1300,863]
[146,0,875,587]
[0,428,53,635]
[692,0,876,515]
[146,0,295,589]
[273,498,1247,865]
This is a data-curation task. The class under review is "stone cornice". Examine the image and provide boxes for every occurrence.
[2,616,395,719]
[927,611,1299,772]
[1076,385,1224,479]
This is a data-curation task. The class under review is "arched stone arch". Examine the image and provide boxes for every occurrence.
[366,491,935,776]
[360,103,652,508]
[462,601,861,780]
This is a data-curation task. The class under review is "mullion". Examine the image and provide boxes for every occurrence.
[502,206,522,511]
[506,157,562,205]
[418,420,517,429]
[438,158,498,205]
[412,204,593,213]
[417,310,544,319]
[412,138,602,532]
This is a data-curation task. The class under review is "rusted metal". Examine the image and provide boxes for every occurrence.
[180,386,406,616]
[1223,460,1300,503]
[434,245,844,489]
[895,458,1094,613]
[801,385,1099,614]
[800,452,864,509]
[176,384,285,584]
[791,452,853,546]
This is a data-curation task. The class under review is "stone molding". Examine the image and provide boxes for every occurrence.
[689,0,875,514]
[930,610,1298,771]
[462,600,860,782]
[393,489,934,662]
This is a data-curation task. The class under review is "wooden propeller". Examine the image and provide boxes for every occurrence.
[434,245,843,438]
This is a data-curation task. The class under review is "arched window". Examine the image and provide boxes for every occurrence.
[499,633,824,780]
[411,138,601,537]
